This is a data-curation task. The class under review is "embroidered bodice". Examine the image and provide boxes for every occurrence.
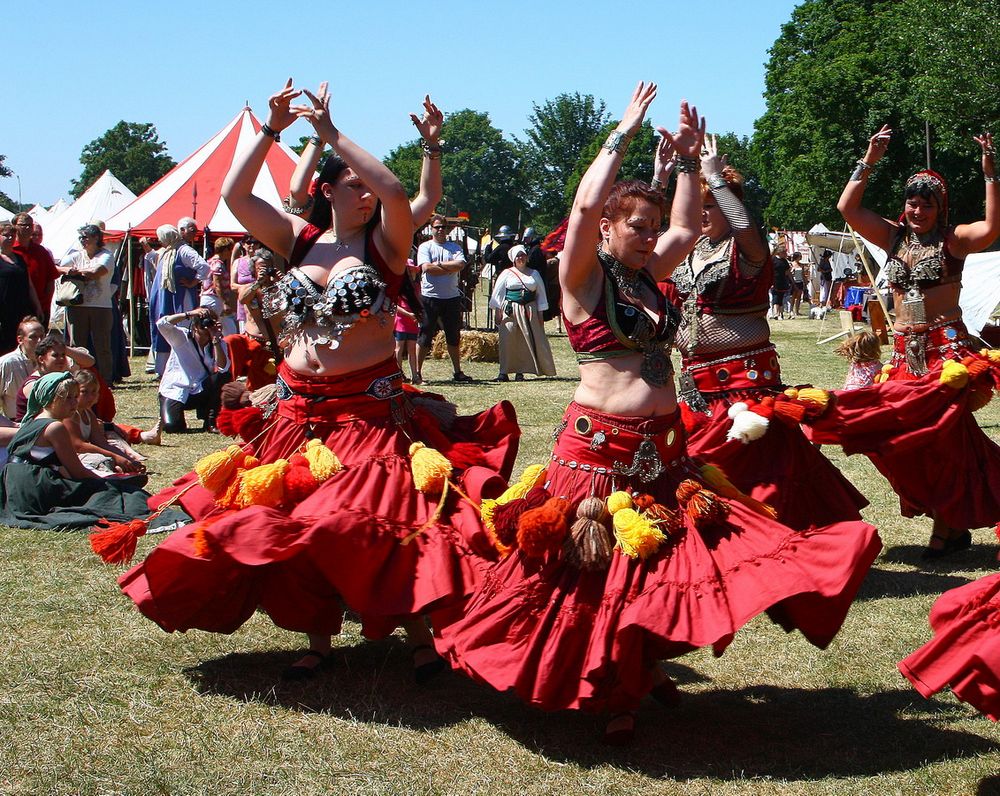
[667,235,771,313]
[261,223,401,350]
[884,226,964,290]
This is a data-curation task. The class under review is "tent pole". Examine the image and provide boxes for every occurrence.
[127,228,135,357]
[845,223,891,321]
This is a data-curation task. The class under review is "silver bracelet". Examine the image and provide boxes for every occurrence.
[674,155,700,174]
[308,135,322,147]
[601,130,631,154]
[650,177,666,193]
[850,160,872,182]
[706,172,727,190]
[986,174,998,183]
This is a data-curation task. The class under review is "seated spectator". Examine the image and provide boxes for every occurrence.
[157,307,230,433]
[0,317,44,420]
[202,237,239,336]
[15,332,96,422]
[0,372,185,531]
[63,370,145,476]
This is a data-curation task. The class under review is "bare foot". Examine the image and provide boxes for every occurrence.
[140,421,162,446]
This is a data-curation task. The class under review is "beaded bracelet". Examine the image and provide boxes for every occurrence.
[674,155,700,173]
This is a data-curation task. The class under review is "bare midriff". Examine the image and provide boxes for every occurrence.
[674,312,770,358]
[574,356,678,417]
[891,282,962,333]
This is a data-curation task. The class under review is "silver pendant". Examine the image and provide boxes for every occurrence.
[614,437,666,483]
[901,287,928,325]
[589,430,607,450]
[678,370,711,415]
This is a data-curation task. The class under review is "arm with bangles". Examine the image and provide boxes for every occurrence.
[701,134,768,273]
[408,95,444,228]
[561,81,658,317]
[293,82,413,271]
[646,101,706,281]
[951,132,999,257]
[837,124,897,251]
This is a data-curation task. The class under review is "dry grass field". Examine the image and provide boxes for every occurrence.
[2,304,999,795]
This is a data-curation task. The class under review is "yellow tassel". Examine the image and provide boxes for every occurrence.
[606,491,634,515]
[496,481,529,504]
[302,438,342,482]
[481,498,498,532]
[783,387,799,399]
[194,444,246,495]
[700,464,778,520]
[243,455,260,470]
[216,469,246,509]
[612,508,666,559]
[795,387,829,410]
[518,464,548,488]
[939,360,969,389]
[236,459,288,508]
[409,442,452,495]
[989,350,1000,364]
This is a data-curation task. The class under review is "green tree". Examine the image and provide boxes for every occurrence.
[753,0,1000,229]
[290,135,333,172]
[713,132,770,224]
[71,122,175,199]
[384,109,528,230]
[519,93,609,229]
[0,154,15,211]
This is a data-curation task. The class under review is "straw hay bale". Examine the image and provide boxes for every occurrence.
[429,330,499,362]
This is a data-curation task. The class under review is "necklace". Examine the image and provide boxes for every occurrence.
[596,246,643,300]
[324,228,359,252]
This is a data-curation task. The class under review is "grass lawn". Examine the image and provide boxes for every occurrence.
[2,303,999,795]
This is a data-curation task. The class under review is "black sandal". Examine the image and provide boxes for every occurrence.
[411,643,449,685]
[281,649,330,681]
[603,712,635,746]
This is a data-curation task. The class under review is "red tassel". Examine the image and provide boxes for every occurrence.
[89,518,148,564]
[283,462,320,503]
[773,400,807,424]
[441,441,488,472]
[516,497,572,558]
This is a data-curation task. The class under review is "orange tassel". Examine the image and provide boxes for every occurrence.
[89,518,149,564]
[192,523,213,558]
[632,493,655,511]
[966,359,990,378]
[675,478,730,529]
[772,400,807,424]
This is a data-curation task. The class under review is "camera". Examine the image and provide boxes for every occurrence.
[195,314,218,330]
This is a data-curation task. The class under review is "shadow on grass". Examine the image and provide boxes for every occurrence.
[980,774,1000,795]
[184,640,996,780]
[854,566,971,601]
[880,541,999,571]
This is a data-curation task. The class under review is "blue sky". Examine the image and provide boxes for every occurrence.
[4,0,800,206]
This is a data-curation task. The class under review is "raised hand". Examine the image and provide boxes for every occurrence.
[410,95,443,144]
[653,127,676,182]
[266,78,302,133]
[700,133,729,176]
[974,132,996,177]
[863,124,892,165]
[667,100,706,159]
[619,81,657,135]
[291,81,336,142]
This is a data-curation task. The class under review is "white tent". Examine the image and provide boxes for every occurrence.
[46,198,70,220]
[27,203,51,227]
[44,170,136,261]
[0,205,13,223]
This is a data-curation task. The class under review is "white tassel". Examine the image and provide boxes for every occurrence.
[727,409,769,443]
[727,401,749,420]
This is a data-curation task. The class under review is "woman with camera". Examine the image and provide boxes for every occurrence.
[155,307,229,434]
[119,80,517,682]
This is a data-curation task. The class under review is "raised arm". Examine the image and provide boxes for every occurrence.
[647,101,706,280]
[287,137,324,210]
[837,124,897,250]
[222,79,306,259]
[952,132,1000,257]
[409,95,444,228]
[561,82,657,308]
[705,133,768,268]
[293,82,413,270]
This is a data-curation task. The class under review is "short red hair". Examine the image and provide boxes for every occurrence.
[602,180,666,223]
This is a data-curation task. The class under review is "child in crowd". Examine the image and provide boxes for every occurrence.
[836,330,883,390]
[63,370,146,476]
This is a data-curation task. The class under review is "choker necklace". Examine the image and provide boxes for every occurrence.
[596,246,643,300]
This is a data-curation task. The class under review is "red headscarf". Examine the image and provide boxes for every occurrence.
[902,169,949,230]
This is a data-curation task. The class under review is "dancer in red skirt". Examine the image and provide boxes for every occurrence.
[118,81,518,680]
[437,83,881,743]
[900,573,1000,721]
[833,125,1000,557]
[663,135,868,530]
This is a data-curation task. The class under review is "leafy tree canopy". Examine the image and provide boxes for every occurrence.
[71,122,175,199]
[564,120,659,213]
[384,109,528,230]
[519,93,609,229]
[752,0,1000,229]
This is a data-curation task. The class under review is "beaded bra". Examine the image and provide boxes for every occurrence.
[262,264,395,350]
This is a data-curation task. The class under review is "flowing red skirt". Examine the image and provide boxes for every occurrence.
[899,572,1000,721]
[120,359,520,640]
[806,337,1000,528]
[437,402,881,714]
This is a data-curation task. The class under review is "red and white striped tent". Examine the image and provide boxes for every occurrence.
[105,106,299,238]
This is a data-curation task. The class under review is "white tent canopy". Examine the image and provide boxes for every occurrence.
[46,198,70,221]
[27,203,51,228]
[0,205,13,223]
[44,170,137,262]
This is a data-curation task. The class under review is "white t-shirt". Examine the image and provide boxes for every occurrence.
[60,248,114,308]
[157,317,229,404]
[0,347,31,420]
[417,239,465,300]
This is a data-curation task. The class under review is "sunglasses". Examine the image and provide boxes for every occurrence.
[432,225,448,230]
